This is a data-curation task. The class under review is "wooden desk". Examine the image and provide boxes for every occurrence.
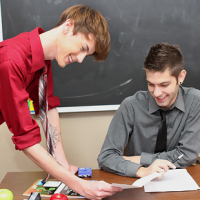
[1,165,200,200]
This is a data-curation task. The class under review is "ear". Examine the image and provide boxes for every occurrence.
[178,70,187,85]
[63,19,74,34]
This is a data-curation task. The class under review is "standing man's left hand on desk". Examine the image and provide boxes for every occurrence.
[69,164,78,174]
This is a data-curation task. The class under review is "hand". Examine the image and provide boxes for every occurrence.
[23,144,120,199]
[136,159,176,178]
[77,179,123,200]
[69,164,78,175]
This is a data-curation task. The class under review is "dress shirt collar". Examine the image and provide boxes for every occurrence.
[29,27,50,73]
[148,86,185,114]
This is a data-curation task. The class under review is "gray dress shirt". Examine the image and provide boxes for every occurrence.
[97,86,200,177]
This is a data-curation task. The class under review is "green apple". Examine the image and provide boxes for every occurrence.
[0,189,13,200]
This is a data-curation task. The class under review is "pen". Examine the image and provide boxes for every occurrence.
[171,154,184,164]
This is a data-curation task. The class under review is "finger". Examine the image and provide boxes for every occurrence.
[91,198,102,200]
[155,167,165,174]
[156,161,175,171]
[96,191,116,199]
[166,161,176,169]
[158,163,170,172]
[111,186,123,192]
[98,186,122,193]
[158,174,164,179]
[89,191,116,200]
[98,182,122,192]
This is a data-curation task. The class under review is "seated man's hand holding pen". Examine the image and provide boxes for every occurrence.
[136,154,184,178]
[136,159,176,178]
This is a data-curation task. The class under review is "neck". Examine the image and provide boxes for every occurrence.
[39,26,61,60]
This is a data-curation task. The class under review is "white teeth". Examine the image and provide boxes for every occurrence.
[69,55,72,63]
[158,96,165,99]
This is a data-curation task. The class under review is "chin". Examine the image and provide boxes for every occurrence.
[156,102,168,109]
[160,104,171,109]
[58,62,66,68]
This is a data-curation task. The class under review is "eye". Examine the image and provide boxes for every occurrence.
[162,84,169,87]
[81,46,86,51]
[148,83,154,87]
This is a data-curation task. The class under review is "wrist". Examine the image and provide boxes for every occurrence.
[136,167,146,178]
[73,178,86,196]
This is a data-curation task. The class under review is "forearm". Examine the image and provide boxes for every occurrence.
[41,108,69,169]
[98,153,141,177]
[22,144,82,191]
[23,143,122,199]
[123,156,141,164]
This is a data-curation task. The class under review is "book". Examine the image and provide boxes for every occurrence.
[23,179,84,198]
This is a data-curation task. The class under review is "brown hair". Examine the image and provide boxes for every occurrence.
[144,43,184,81]
[54,4,110,61]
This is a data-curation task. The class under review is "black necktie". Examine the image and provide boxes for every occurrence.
[154,110,167,153]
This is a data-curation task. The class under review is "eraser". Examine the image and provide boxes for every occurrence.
[78,167,92,177]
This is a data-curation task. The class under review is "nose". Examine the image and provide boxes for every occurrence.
[77,53,87,63]
[153,86,162,97]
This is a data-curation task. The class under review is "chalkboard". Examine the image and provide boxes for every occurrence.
[1,0,200,112]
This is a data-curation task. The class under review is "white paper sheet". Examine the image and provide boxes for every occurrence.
[144,169,200,192]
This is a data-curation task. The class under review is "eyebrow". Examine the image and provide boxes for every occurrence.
[147,81,171,85]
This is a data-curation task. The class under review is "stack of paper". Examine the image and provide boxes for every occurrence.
[144,169,200,192]
[111,169,200,192]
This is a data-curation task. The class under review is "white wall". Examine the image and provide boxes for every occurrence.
[0,111,115,182]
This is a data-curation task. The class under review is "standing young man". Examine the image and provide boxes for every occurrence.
[0,5,122,199]
[98,43,200,178]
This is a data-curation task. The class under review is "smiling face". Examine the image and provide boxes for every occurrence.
[55,23,95,68]
[146,68,186,109]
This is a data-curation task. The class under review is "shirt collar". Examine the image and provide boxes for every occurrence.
[29,27,47,73]
[148,86,185,114]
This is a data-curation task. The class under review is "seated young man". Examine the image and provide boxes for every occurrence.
[98,43,200,178]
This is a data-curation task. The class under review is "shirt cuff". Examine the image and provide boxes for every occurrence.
[33,96,60,115]
[140,152,154,167]
[48,96,60,110]
[126,162,142,177]
[11,121,41,150]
